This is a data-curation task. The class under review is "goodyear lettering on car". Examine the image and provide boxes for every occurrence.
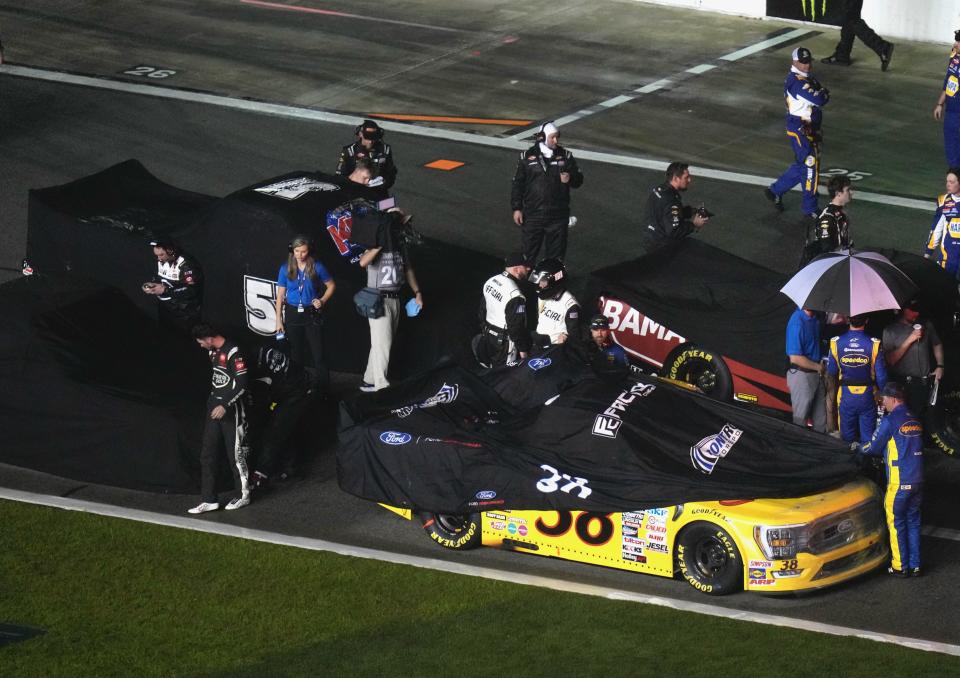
[429,521,477,548]
[668,349,713,379]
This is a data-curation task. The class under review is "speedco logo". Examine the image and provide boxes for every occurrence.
[899,421,922,437]
[592,381,656,438]
[691,424,743,474]
[840,354,869,366]
[379,431,412,445]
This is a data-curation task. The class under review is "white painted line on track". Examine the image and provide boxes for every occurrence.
[506,27,813,139]
[719,28,810,61]
[924,525,960,541]
[3,487,960,657]
[0,64,930,211]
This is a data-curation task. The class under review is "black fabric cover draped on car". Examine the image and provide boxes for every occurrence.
[337,346,859,513]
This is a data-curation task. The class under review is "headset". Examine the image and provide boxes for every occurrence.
[356,119,384,141]
[534,120,555,143]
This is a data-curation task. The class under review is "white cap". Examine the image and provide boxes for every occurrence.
[541,122,559,137]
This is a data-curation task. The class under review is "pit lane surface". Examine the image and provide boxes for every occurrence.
[2,0,959,651]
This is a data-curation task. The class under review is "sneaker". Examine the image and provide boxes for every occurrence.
[359,381,377,393]
[887,566,909,578]
[821,54,852,66]
[910,566,922,577]
[880,43,895,72]
[188,502,219,514]
[251,471,268,491]
[763,188,784,212]
[225,494,251,511]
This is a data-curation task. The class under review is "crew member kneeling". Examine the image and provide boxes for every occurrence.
[474,251,532,368]
[856,382,924,577]
[529,258,580,348]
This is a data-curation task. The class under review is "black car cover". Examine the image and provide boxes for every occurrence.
[337,347,859,513]
[26,160,497,375]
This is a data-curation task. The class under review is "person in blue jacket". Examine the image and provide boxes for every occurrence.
[856,382,924,577]
[765,47,830,218]
[826,315,887,443]
[933,30,960,168]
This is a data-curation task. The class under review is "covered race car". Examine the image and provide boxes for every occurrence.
[337,348,887,595]
[586,239,960,457]
[25,160,495,375]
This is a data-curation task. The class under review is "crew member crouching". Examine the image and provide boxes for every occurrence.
[530,258,580,348]
[473,251,532,368]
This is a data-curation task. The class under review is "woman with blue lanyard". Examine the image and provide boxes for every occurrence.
[274,235,335,390]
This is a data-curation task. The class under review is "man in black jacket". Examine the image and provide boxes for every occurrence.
[251,347,317,489]
[141,237,202,334]
[511,122,584,262]
[336,119,397,201]
[189,324,251,514]
[645,162,709,245]
[799,175,853,268]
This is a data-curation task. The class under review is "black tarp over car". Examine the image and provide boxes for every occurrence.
[0,275,209,492]
[337,347,859,513]
[27,160,495,376]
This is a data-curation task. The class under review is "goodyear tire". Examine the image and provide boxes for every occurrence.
[676,522,743,595]
[927,396,960,459]
[420,513,483,550]
[663,344,733,402]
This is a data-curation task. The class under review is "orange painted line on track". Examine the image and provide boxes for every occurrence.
[371,113,533,126]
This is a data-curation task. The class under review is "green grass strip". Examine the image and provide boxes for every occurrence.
[1,499,957,678]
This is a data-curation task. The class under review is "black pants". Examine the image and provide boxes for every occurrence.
[834,0,887,58]
[200,400,250,503]
[902,377,932,420]
[159,302,200,336]
[284,306,329,392]
[472,331,511,368]
[256,392,312,477]
[521,214,569,263]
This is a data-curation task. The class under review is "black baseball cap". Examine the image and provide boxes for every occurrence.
[504,251,528,268]
[590,314,611,330]
[903,298,921,311]
[881,382,904,399]
[792,47,813,64]
[954,29,960,42]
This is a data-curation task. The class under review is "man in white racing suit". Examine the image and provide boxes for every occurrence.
[473,252,532,368]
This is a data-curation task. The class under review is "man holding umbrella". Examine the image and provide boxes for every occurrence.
[826,315,888,443]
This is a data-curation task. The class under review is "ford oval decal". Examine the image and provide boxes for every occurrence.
[380,431,413,445]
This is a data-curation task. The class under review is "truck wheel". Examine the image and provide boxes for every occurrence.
[663,344,733,402]
[420,513,483,550]
[676,522,743,595]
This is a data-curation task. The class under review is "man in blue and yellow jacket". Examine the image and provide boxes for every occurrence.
[826,315,887,443]
[766,47,830,218]
[857,382,924,577]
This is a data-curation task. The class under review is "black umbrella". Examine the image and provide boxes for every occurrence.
[780,249,917,315]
